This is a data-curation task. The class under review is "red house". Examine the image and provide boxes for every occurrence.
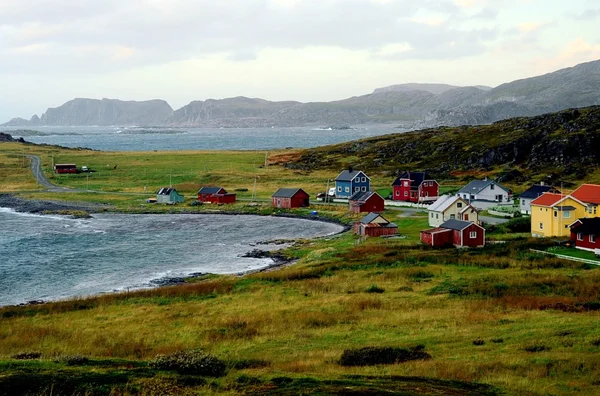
[570,218,600,252]
[272,188,310,209]
[353,213,398,237]
[349,191,385,213]
[197,186,236,204]
[54,164,77,174]
[420,219,485,248]
[392,171,439,203]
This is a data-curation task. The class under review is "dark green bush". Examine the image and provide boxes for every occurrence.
[54,354,89,366]
[524,344,551,353]
[473,339,485,346]
[365,285,385,294]
[339,346,431,366]
[11,351,41,360]
[149,349,226,377]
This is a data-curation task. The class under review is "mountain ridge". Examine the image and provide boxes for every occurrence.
[3,59,600,128]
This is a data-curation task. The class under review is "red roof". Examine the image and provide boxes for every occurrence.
[571,184,600,205]
[530,192,565,207]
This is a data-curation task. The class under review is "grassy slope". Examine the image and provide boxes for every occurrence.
[3,117,600,394]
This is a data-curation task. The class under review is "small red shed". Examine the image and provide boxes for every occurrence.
[54,164,77,174]
[349,191,385,213]
[210,193,237,204]
[421,219,485,248]
[272,188,310,209]
[198,186,227,202]
[570,218,600,252]
[353,213,398,237]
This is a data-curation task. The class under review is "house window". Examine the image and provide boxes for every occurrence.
[436,214,439,219]
[337,186,342,192]
[591,235,597,243]
[450,214,456,219]
[539,223,544,230]
[554,211,558,218]
[431,213,434,218]
[470,231,477,239]
[577,233,583,241]
[425,192,429,197]
[404,181,409,186]
[395,191,400,196]
[354,187,360,192]
[521,200,525,206]
[490,184,495,190]
[345,187,350,193]
[429,181,433,187]
[361,186,366,192]
[404,191,408,197]
[457,203,463,208]
[361,177,366,182]
[563,211,570,218]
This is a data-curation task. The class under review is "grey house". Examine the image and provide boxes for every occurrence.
[519,184,559,215]
[156,187,185,204]
[457,179,511,210]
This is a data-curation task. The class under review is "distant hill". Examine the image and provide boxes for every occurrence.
[3,59,599,128]
[280,106,600,185]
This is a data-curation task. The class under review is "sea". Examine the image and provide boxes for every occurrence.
[0,124,402,306]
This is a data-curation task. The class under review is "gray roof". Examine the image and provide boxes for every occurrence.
[272,188,307,198]
[520,184,557,199]
[360,212,386,224]
[336,170,367,182]
[198,186,225,194]
[157,187,176,195]
[457,179,509,195]
[555,205,576,211]
[440,219,474,231]
[349,191,380,202]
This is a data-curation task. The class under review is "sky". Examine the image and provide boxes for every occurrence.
[1,0,599,122]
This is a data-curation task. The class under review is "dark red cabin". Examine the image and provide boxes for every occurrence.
[272,188,310,209]
[392,171,439,203]
[54,164,77,174]
[421,219,485,248]
[349,191,385,213]
[570,218,600,252]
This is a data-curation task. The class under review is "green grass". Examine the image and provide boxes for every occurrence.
[547,246,600,263]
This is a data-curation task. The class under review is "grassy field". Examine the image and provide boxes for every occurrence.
[3,142,600,395]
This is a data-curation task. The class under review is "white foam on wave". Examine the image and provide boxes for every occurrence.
[0,207,70,222]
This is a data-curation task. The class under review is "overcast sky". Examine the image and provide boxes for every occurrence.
[1,0,599,121]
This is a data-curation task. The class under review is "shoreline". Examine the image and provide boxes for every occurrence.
[0,195,348,308]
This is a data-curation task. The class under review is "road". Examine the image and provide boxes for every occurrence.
[27,155,75,192]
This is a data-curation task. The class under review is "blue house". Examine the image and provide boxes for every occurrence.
[334,169,370,199]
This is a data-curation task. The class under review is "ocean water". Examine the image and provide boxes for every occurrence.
[0,209,343,306]
[2,125,405,151]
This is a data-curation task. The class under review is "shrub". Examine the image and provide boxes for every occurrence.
[524,344,551,353]
[339,346,431,366]
[473,339,485,346]
[365,285,385,294]
[149,349,226,377]
[11,351,42,360]
[54,354,89,366]
[590,339,600,347]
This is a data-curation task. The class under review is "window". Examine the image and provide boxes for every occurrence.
[591,235,597,243]
[361,186,366,192]
[521,200,525,206]
[436,214,439,219]
[490,184,495,190]
[429,181,433,187]
[457,203,463,208]
[554,211,558,218]
[563,211,570,218]
[404,191,408,197]
[425,192,429,197]
[577,233,583,241]
[361,177,366,182]
[354,187,360,192]
[539,223,544,230]
[337,186,342,192]
[431,213,434,218]
[345,187,350,192]
[450,214,456,219]
[395,191,400,196]
[404,181,409,187]
[470,231,477,239]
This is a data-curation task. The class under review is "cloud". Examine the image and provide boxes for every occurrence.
[0,0,500,73]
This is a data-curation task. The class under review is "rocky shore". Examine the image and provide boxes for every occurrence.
[0,194,108,215]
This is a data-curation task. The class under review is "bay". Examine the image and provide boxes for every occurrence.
[2,125,405,151]
[0,209,343,307]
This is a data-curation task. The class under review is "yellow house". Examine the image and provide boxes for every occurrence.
[530,193,587,237]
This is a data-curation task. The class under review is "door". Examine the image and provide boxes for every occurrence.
[464,214,469,221]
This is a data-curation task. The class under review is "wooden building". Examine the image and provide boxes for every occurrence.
[570,218,600,252]
[54,164,77,174]
[420,219,485,248]
[197,186,236,204]
[392,171,439,203]
[348,191,385,213]
[156,187,185,204]
[353,213,398,237]
[272,188,310,209]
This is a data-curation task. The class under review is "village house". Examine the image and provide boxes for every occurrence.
[271,188,310,209]
[334,169,370,199]
[420,219,485,248]
[569,218,600,253]
[392,171,439,203]
[456,179,512,210]
[348,191,385,213]
[570,184,600,216]
[197,186,236,204]
[156,187,185,204]
[519,183,559,214]
[427,195,479,227]
[530,192,587,237]
[353,212,398,237]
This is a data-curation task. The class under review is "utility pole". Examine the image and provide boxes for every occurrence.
[264,152,268,167]
[252,176,258,202]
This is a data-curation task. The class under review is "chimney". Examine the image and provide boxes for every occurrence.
[540,181,545,186]
[348,166,353,173]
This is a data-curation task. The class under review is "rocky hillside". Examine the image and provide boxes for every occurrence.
[280,106,600,185]
[5,98,173,127]
[3,60,599,128]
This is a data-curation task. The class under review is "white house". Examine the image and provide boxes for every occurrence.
[518,184,559,215]
[456,179,511,210]
[428,195,479,227]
